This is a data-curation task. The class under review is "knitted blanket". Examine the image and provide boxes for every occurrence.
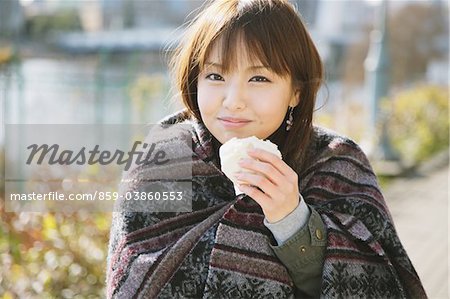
[106,109,427,298]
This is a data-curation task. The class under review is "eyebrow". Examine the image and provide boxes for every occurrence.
[205,62,270,71]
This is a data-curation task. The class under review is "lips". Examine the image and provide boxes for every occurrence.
[218,117,252,129]
[218,117,252,123]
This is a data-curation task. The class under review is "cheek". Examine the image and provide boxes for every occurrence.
[197,82,212,113]
[253,90,290,117]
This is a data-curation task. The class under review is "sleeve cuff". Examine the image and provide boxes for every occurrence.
[269,207,327,271]
[263,194,310,245]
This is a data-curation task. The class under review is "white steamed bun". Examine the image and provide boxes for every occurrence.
[219,136,282,195]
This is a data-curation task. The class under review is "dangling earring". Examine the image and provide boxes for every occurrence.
[286,106,294,131]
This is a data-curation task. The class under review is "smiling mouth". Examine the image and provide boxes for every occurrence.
[218,117,252,122]
[219,118,252,128]
[220,119,251,123]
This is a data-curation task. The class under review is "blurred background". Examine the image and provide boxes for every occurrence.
[0,0,448,298]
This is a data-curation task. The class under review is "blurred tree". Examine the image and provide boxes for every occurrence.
[25,9,82,38]
[0,147,112,298]
[343,3,448,87]
[1,205,111,298]
[388,3,448,85]
[385,85,449,164]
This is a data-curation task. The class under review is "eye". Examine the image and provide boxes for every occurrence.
[205,73,224,81]
[250,76,270,83]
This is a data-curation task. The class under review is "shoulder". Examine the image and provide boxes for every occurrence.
[157,108,193,125]
[141,108,196,152]
[304,125,373,172]
[311,125,359,152]
[154,109,201,145]
[120,109,195,178]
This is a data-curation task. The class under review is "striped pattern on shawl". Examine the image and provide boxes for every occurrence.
[106,109,426,298]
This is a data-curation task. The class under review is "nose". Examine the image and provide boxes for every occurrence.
[222,80,246,111]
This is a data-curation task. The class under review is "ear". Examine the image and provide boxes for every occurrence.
[289,89,301,108]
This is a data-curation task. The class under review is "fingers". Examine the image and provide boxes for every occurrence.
[235,171,278,197]
[234,148,300,222]
[237,183,271,209]
[238,148,296,189]
[247,148,297,181]
[238,158,284,186]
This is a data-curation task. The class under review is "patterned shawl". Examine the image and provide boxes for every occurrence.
[106,109,427,298]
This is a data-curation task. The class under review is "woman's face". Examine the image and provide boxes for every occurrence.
[197,37,299,145]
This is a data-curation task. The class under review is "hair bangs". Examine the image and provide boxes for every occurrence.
[198,8,292,77]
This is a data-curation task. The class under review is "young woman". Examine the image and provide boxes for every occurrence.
[106,0,427,298]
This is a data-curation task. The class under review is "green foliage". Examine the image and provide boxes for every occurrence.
[385,85,449,164]
[1,205,111,298]
[25,9,82,38]
[1,144,111,297]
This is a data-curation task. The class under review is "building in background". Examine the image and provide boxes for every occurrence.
[0,0,25,38]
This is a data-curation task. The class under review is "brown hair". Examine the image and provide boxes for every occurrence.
[170,0,323,169]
